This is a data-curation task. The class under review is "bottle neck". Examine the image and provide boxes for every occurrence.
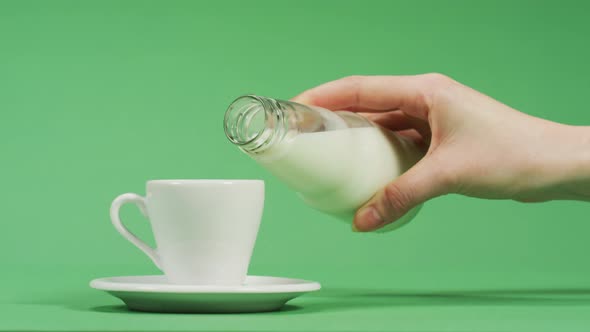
[224,95,289,154]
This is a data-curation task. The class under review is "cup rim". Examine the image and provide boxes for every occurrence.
[147,179,263,185]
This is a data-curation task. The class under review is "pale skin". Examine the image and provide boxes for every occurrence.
[292,74,590,232]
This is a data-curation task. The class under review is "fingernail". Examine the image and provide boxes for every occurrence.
[357,206,383,231]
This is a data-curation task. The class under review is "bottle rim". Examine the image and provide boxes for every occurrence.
[224,95,283,152]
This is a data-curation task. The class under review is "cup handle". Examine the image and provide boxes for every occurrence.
[110,193,162,270]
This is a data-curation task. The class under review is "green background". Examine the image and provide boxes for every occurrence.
[1,0,590,331]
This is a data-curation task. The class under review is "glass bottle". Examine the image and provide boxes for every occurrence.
[224,95,424,232]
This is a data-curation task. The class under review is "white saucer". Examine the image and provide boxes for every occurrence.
[90,275,321,313]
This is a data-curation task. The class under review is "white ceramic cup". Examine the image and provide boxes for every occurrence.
[110,179,264,285]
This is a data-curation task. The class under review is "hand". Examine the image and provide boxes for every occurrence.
[292,74,590,232]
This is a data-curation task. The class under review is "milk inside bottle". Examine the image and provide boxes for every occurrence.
[224,95,424,232]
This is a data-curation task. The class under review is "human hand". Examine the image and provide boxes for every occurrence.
[292,74,590,232]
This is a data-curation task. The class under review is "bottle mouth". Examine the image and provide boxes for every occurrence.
[224,95,280,152]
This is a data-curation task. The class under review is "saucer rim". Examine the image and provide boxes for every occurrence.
[90,275,321,294]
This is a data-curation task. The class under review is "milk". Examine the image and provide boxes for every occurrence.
[253,126,424,224]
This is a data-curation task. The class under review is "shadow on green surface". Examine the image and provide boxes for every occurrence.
[282,287,590,314]
[17,287,590,315]
[89,304,303,314]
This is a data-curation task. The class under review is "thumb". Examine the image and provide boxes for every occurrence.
[353,157,447,232]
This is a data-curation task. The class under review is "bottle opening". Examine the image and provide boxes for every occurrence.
[224,95,281,152]
[225,95,265,144]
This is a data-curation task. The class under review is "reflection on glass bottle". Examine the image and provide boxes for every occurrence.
[224,95,424,232]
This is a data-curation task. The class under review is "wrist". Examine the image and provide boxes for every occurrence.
[560,125,590,201]
[516,123,590,202]
[542,124,590,201]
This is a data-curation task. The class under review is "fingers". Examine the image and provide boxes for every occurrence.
[290,74,455,232]
[361,111,416,131]
[366,111,432,142]
[291,74,448,120]
[353,156,448,232]
[361,113,429,147]
[395,129,427,147]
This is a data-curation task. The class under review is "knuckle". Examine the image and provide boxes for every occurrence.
[419,73,457,108]
[339,75,366,106]
[421,72,452,86]
[339,75,366,86]
[382,183,413,218]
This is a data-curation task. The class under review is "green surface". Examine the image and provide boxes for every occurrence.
[1,0,590,331]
